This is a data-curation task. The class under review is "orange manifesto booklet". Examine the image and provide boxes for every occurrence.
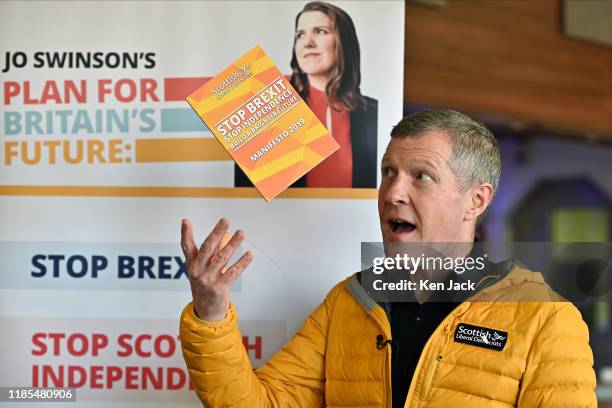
[186,45,339,201]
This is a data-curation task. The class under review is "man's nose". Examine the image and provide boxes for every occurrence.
[384,176,410,205]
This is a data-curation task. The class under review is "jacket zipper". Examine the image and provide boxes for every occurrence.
[405,303,471,406]
[420,349,440,401]
[384,343,392,408]
[425,303,472,401]
[370,307,392,408]
[420,314,457,401]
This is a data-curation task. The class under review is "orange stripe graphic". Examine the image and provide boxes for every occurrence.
[135,138,230,162]
[0,186,377,199]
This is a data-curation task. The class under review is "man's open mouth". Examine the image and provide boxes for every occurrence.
[389,219,416,234]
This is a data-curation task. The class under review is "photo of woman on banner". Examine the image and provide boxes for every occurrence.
[235,1,378,189]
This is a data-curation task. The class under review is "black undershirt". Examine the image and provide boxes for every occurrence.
[388,300,459,407]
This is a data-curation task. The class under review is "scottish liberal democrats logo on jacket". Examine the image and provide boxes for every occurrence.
[453,323,508,351]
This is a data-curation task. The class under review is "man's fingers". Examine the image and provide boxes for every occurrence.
[180,218,198,266]
[209,230,245,274]
[221,251,253,284]
[193,218,230,272]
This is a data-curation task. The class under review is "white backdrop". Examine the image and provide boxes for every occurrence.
[0,1,404,406]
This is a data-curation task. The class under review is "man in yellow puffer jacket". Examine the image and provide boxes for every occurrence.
[179,109,597,407]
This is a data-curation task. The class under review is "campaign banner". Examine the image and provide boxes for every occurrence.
[0,1,404,406]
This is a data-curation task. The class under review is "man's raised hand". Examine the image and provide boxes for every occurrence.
[181,218,253,321]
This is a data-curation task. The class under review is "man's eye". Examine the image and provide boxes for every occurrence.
[295,32,304,39]
[382,167,395,177]
[416,172,432,181]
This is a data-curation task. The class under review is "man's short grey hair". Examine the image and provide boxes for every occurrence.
[390,109,501,221]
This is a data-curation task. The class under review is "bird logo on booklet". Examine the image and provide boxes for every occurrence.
[187,45,339,201]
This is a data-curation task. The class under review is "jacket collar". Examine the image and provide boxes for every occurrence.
[348,258,530,315]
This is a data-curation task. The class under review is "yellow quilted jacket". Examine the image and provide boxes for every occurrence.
[180,265,597,407]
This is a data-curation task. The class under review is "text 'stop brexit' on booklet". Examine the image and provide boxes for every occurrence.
[186,45,339,201]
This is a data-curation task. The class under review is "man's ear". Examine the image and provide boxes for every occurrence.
[464,183,494,222]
